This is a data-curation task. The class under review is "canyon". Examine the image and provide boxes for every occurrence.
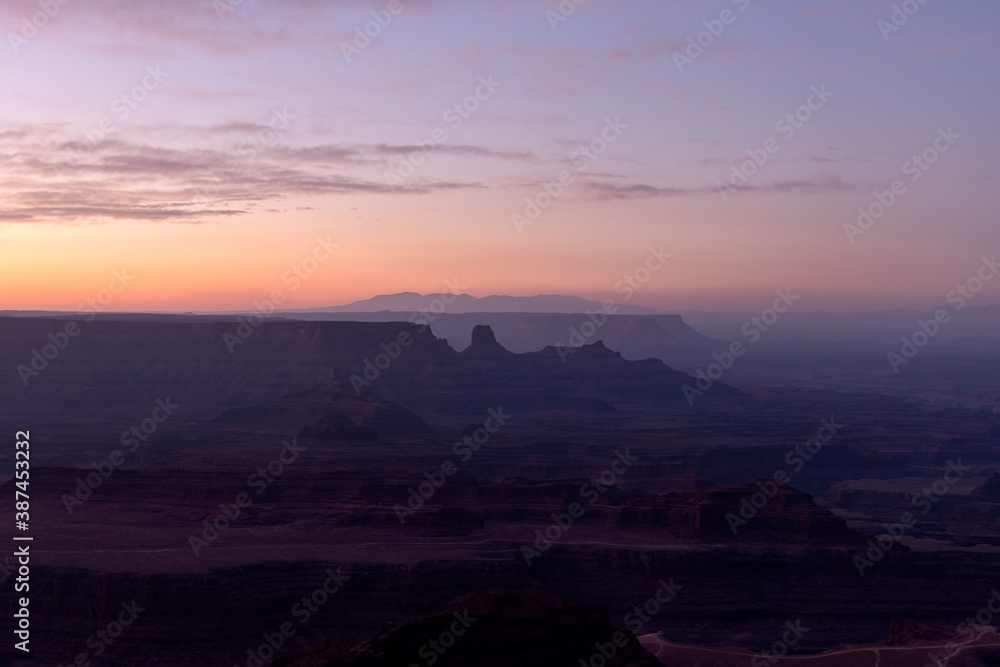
[1,315,999,665]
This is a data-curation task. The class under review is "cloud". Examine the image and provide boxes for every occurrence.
[739,178,860,194]
[0,205,244,222]
[0,125,488,223]
[582,177,862,201]
[0,0,463,57]
[583,182,698,200]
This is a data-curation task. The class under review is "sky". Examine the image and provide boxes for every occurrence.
[0,0,998,313]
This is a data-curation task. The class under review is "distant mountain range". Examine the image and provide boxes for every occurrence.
[5,296,998,344]
[300,292,663,315]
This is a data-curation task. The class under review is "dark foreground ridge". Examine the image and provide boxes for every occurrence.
[280,589,661,666]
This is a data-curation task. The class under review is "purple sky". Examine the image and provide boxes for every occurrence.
[1,0,998,312]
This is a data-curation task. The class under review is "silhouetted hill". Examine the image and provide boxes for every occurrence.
[282,589,662,666]
[300,292,663,315]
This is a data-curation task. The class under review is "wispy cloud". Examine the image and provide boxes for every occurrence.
[583,182,699,200]
[582,177,862,201]
[0,125,490,223]
[0,0,464,57]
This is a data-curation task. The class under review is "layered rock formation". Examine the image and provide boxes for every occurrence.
[5,315,1000,665]
[614,481,859,543]
[972,473,1000,498]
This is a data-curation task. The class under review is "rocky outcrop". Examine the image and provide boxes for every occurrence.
[460,324,512,357]
[0,316,742,442]
[885,618,957,646]
[0,317,457,421]
[213,375,434,440]
[613,482,859,544]
[821,478,1000,541]
[971,473,1000,498]
[399,312,721,366]
[299,413,378,441]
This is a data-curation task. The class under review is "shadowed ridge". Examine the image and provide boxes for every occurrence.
[281,588,661,666]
